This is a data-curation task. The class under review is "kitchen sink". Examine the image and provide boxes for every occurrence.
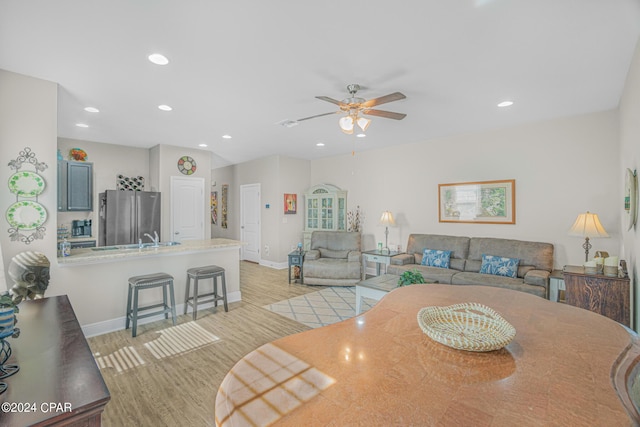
[90,241,181,251]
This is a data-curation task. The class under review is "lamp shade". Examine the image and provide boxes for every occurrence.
[379,211,396,226]
[339,116,354,134]
[357,116,371,132]
[568,212,609,238]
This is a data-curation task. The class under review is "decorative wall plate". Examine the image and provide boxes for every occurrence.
[8,171,45,197]
[625,168,638,231]
[6,201,48,230]
[178,156,197,175]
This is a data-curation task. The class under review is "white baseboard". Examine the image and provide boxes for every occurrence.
[259,259,288,269]
[82,290,242,337]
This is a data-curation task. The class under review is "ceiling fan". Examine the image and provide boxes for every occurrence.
[285,84,407,134]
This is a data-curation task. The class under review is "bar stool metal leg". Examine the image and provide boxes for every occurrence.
[184,276,191,315]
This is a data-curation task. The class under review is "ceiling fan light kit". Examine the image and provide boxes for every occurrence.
[294,84,406,134]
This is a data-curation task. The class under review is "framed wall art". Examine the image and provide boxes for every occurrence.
[211,191,218,225]
[284,193,297,214]
[221,184,228,229]
[624,168,638,230]
[439,179,515,224]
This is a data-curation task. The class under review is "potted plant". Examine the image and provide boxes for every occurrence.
[397,269,426,287]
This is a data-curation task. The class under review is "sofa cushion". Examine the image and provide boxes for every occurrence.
[406,234,470,262]
[421,249,452,269]
[466,237,554,273]
[303,258,361,280]
[451,272,545,297]
[319,248,349,259]
[480,255,519,278]
[387,264,457,284]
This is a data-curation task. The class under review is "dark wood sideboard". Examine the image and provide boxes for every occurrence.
[563,265,631,327]
[0,295,110,426]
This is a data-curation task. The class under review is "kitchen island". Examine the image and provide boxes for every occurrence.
[54,238,243,336]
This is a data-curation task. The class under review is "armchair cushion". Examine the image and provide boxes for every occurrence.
[319,248,349,259]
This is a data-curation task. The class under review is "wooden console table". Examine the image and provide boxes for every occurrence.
[563,265,631,327]
[0,295,110,426]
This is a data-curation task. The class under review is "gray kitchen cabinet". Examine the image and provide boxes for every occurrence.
[58,160,93,211]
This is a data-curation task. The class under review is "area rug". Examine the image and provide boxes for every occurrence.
[263,287,375,328]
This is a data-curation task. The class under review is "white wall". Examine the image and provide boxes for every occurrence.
[152,144,212,241]
[212,155,311,265]
[57,137,150,240]
[0,69,58,294]
[310,110,621,269]
[620,36,640,329]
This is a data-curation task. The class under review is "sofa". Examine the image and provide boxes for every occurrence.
[387,234,554,298]
[303,231,362,286]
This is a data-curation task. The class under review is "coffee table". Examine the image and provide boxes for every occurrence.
[355,274,435,314]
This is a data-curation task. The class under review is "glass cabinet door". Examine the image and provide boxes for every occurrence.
[304,184,347,233]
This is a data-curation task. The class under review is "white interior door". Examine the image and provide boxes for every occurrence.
[171,176,205,241]
[240,183,260,262]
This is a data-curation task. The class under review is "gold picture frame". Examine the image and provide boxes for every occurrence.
[439,179,515,224]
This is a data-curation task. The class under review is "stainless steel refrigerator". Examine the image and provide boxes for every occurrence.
[98,190,161,246]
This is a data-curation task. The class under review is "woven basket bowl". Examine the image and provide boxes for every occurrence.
[417,302,516,352]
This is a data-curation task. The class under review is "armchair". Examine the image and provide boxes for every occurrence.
[303,231,362,286]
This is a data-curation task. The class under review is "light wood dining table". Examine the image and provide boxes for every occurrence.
[215,284,640,426]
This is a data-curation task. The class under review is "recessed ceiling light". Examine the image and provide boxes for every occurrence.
[148,53,169,65]
[198,143,208,147]
[222,134,232,139]
[158,104,172,111]
[356,133,366,138]
[497,101,514,107]
[316,142,325,147]
[75,123,89,128]
[84,107,99,113]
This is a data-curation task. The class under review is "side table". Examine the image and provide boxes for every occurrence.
[549,269,565,302]
[361,249,403,280]
[288,250,305,284]
[563,265,631,327]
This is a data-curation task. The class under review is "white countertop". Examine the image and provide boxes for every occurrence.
[57,238,243,266]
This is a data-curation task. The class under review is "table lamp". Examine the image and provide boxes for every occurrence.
[379,211,396,252]
[568,211,609,261]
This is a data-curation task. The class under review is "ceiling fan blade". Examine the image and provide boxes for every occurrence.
[362,109,407,120]
[361,92,406,108]
[296,111,339,122]
[316,96,346,107]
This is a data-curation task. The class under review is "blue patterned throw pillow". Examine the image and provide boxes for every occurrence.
[421,249,452,269]
[479,254,520,278]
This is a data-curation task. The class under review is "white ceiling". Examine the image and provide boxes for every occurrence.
[1,1,639,167]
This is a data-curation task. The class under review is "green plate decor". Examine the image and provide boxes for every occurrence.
[6,201,47,230]
[178,156,197,175]
[8,171,45,197]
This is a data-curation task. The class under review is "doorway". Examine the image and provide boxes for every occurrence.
[240,183,260,262]
[170,176,205,241]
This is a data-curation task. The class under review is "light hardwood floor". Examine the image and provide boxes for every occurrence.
[88,261,326,427]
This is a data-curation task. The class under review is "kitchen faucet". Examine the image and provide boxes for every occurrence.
[144,231,160,247]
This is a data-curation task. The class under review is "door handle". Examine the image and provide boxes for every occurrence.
[174,231,180,235]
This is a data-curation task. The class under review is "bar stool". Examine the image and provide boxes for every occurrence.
[184,265,228,320]
[126,272,177,337]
